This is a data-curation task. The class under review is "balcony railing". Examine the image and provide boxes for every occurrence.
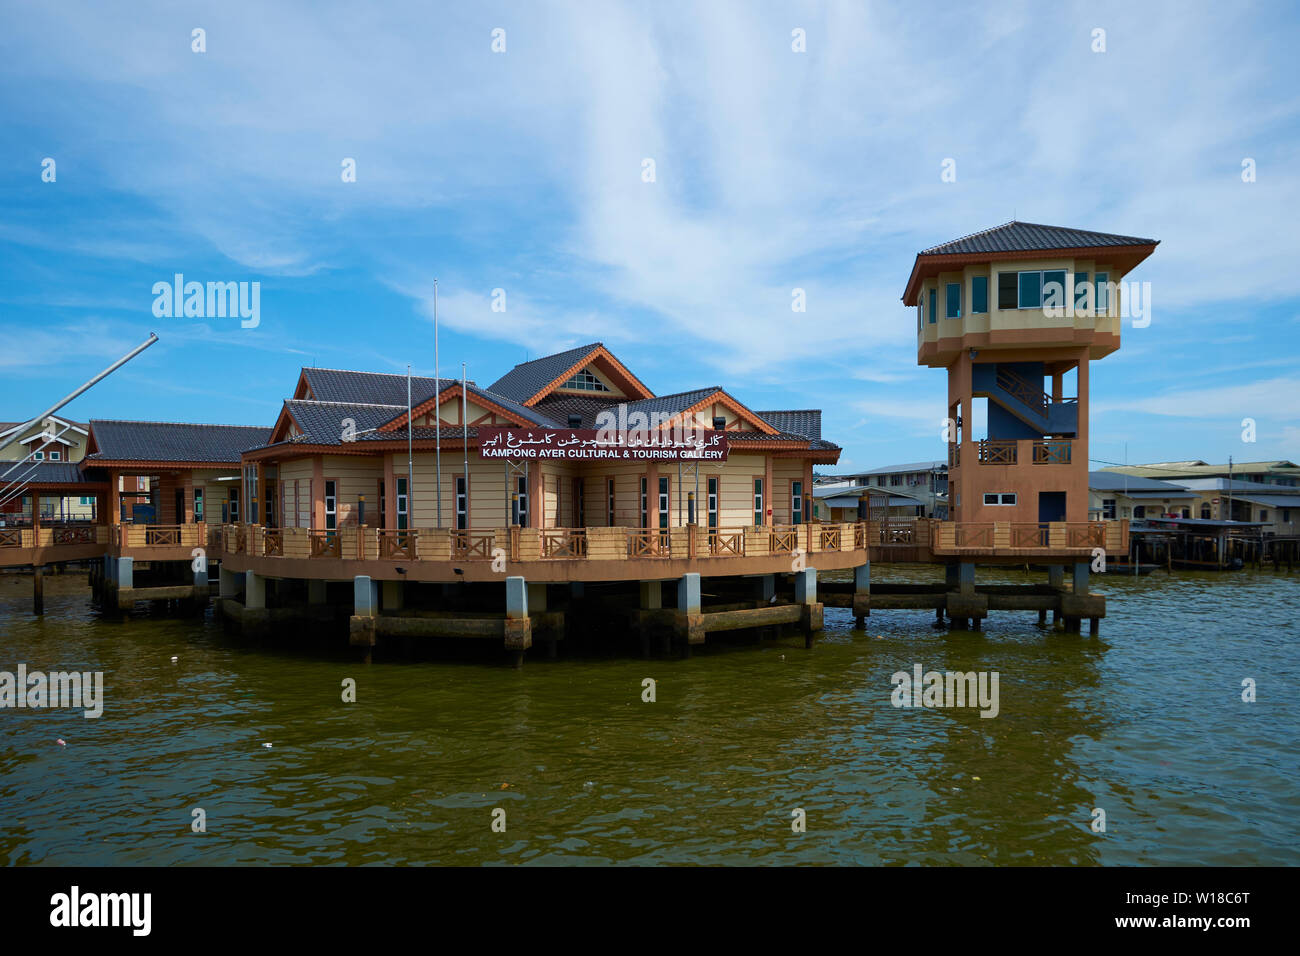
[379,530,417,559]
[451,530,496,559]
[708,529,744,556]
[542,529,587,558]
[977,439,1017,465]
[309,530,340,558]
[1032,440,1072,464]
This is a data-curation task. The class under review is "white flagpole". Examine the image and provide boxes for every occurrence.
[434,279,443,528]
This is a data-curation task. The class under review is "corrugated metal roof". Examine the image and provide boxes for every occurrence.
[1089,471,1191,492]
[1233,494,1300,509]
[921,221,1158,256]
[88,420,271,462]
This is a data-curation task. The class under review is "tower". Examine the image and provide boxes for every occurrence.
[903,222,1158,525]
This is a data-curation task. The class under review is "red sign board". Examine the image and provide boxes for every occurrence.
[478,426,729,462]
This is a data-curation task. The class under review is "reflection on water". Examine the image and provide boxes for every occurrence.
[1,565,1297,865]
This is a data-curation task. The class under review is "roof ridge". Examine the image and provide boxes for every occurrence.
[921,220,1016,253]
[91,419,269,430]
[506,343,602,369]
[287,399,407,409]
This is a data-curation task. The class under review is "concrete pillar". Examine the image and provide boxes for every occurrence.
[638,580,661,609]
[1072,562,1090,595]
[677,572,701,615]
[854,562,870,593]
[958,561,975,595]
[506,576,528,618]
[382,579,404,612]
[219,565,239,598]
[757,574,776,603]
[794,567,817,604]
[1048,565,1064,588]
[946,563,959,588]
[117,556,133,590]
[353,575,377,617]
[246,571,266,610]
[307,579,327,604]
[194,562,208,591]
[853,561,870,625]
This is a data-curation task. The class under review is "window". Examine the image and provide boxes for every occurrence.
[229,487,239,524]
[712,416,726,431]
[707,477,718,529]
[325,480,338,531]
[1017,271,1041,309]
[972,275,988,314]
[79,496,93,505]
[561,369,610,392]
[1095,272,1110,315]
[890,474,902,487]
[928,288,936,324]
[379,480,386,529]
[32,451,43,461]
[455,476,467,530]
[982,492,1017,506]
[607,477,616,527]
[49,450,61,461]
[1074,271,1090,311]
[1135,506,1147,519]
[1102,498,1116,519]
[392,477,405,532]
[1200,505,1211,519]
[753,478,764,526]
[515,476,529,527]
[658,477,669,530]
[1283,509,1292,523]
[194,488,204,522]
[1259,509,1269,521]
[997,272,1017,310]
[264,483,274,527]
[640,477,648,529]
[945,283,961,318]
[1181,507,1191,518]
[792,480,803,524]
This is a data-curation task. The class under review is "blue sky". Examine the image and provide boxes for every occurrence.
[1,0,1296,473]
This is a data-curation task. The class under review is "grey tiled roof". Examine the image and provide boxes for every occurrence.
[283,401,407,445]
[5,461,93,484]
[530,395,620,428]
[485,343,603,402]
[88,420,271,462]
[298,368,555,428]
[755,410,821,439]
[921,221,1158,256]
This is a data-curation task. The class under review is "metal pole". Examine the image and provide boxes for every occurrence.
[407,365,413,532]
[462,362,469,529]
[434,279,442,528]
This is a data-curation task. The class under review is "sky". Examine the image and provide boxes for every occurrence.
[1,0,1297,474]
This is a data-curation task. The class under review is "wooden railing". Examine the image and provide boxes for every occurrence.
[954,523,994,548]
[627,529,670,557]
[1068,524,1105,547]
[451,530,495,560]
[996,366,1050,413]
[379,530,417,559]
[977,439,1017,465]
[309,530,340,558]
[709,529,744,556]
[542,529,587,558]
[1032,440,1072,464]
[819,526,842,551]
[1010,524,1049,548]
[768,525,797,555]
[263,529,284,557]
[0,528,23,548]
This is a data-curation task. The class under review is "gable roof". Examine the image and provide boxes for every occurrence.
[85,420,272,464]
[486,343,654,406]
[903,221,1159,304]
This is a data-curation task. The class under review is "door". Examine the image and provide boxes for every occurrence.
[175,488,185,524]
[1037,492,1065,547]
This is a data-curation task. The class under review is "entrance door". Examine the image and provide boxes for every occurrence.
[175,488,185,524]
[1038,492,1066,522]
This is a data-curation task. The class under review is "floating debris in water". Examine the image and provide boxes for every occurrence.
[262,742,273,749]
[56,739,66,747]
[171,656,178,663]
[583,781,594,789]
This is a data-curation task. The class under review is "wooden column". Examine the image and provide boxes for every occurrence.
[255,462,266,527]
[312,456,325,530]
[108,471,121,526]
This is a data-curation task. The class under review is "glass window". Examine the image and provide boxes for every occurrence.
[753,478,764,526]
[945,283,961,318]
[50,450,61,461]
[390,479,402,531]
[928,288,936,324]
[997,272,1018,310]
[640,477,648,528]
[1043,270,1067,309]
[972,275,988,314]
[792,480,803,524]
[607,478,616,527]
[1095,272,1110,314]
[1073,272,1090,311]
[455,476,467,530]
[707,477,718,529]
[1018,271,1042,308]
[33,451,43,461]
[658,477,669,530]
[194,487,204,522]
[516,476,529,527]
[561,369,610,392]
[1103,498,1116,519]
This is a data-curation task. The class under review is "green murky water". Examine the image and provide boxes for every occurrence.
[1,566,1297,865]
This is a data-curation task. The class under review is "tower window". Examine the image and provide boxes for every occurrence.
[561,369,610,392]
